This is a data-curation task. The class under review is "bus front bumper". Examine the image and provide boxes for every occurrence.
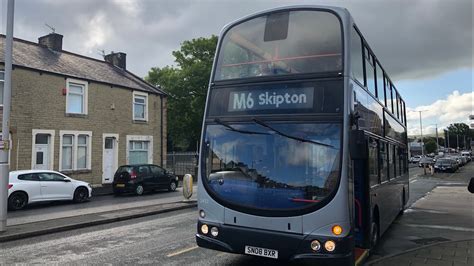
[196,221,354,263]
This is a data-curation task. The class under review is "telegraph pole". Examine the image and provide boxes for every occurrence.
[418,111,424,156]
[0,0,15,233]
[434,124,439,154]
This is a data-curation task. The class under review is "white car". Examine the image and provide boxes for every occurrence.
[8,170,92,210]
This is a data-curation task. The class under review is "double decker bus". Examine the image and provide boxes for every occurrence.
[196,5,408,264]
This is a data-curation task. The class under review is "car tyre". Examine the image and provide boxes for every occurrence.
[8,192,28,211]
[168,181,177,192]
[73,187,89,203]
[135,184,144,196]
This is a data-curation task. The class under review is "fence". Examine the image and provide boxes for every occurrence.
[166,151,198,178]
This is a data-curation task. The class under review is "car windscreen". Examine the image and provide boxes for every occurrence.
[202,122,341,215]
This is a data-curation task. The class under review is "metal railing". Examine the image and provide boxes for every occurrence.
[166,151,198,178]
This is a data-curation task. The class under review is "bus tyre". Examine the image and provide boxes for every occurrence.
[370,222,379,249]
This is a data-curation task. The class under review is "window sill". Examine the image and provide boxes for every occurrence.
[133,120,148,124]
[60,169,92,175]
[65,113,88,118]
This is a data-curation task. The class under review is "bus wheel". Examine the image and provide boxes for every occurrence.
[370,221,379,249]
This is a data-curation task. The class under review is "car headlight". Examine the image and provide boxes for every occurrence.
[87,183,92,188]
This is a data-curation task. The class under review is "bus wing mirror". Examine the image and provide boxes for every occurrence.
[468,178,474,194]
[349,130,367,160]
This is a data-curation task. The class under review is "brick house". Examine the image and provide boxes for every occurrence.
[0,33,167,185]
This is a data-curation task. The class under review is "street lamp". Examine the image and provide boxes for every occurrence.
[417,110,428,156]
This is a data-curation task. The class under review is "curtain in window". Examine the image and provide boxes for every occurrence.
[62,135,73,170]
[77,135,87,169]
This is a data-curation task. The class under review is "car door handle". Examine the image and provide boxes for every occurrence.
[41,185,47,188]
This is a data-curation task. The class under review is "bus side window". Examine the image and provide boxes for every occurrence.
[379,142,388,182]
[369,138,379,186]
[388,144,395,179]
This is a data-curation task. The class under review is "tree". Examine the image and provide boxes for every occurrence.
[445,123,473,149]
[424,139,437,154]
[146,36,218,151]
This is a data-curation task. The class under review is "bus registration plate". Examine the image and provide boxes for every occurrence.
[245,245,278,259]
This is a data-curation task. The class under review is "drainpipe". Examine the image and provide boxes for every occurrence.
[160,95,164,167]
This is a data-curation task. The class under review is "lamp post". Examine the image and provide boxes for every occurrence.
[418,110,426,156]
[0,0,15,233]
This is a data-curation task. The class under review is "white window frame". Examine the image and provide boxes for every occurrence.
[66,78,88,115]
[0,70,4,107]
[126,135,153,164]
[59,130,92,171]
[31,129,55,170]
[132,91,148,121]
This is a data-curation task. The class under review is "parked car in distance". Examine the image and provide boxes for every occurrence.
[418,157,434,167]
[410,155,422,163]
[460,151,471,162]
[434,158,459,173]
[8,170,92,211]
[113,164,179,196]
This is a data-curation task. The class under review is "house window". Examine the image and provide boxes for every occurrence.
[0,71,4,105]
[129,141,149,164]
[62,135,74,170]
[126,135,153,164]
[133,91,148,121]
[66,79,88,114]
[59,131,92,171]
[77,135,88,169]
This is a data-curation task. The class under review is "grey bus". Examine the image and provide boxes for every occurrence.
[196,5,409,264]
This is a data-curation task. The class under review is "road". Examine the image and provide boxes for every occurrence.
[7,186,197,226]
[0,163,472,265]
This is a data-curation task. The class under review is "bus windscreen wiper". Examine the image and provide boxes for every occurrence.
[252,118,335,148]
[214,118,270,135]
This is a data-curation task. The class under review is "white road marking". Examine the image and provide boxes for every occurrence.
[410,179,418,183]
[166,245,199,257]
[402,223,474,232]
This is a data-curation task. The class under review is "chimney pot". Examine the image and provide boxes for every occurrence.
[104,52,126,70]
[38,33,63,51]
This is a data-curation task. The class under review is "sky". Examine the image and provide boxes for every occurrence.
[1,0,473,136]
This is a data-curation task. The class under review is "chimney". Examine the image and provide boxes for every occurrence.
[38,33,63,51]
[104,52,126,70]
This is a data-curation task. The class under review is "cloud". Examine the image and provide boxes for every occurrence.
[3,0,471,79]
[406,90,473,136]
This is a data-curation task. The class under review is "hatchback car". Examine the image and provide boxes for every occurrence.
[434,158,458,173]
[8,170,92,210]
[113,164,179,195]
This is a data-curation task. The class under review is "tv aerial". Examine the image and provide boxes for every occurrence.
[45,23,56,34]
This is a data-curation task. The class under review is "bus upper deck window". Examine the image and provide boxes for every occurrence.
[264,12,289,42]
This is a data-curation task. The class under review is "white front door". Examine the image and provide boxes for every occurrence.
[102,136,118,184]
[34,144,49,170]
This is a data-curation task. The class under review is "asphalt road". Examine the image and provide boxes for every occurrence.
[7,186,196,226]
[1,163,472,265]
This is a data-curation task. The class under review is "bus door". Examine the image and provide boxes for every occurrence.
[352,136,371,248]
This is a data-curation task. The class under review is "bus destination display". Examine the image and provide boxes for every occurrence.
[228,87,314,112]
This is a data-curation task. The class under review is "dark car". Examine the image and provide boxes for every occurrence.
[113,164,179,195]
[434,158,458,173]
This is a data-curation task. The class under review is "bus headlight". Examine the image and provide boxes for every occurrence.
[324,240,336,252]
[210,227,219,237]
[310,240,321,251]
[201,224,209,234]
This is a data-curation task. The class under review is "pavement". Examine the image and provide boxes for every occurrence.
[366,163,474,265]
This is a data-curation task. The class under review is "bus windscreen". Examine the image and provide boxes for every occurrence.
[215,10,343,80]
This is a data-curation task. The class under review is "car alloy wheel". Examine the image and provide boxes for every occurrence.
[8,192,27,210]
[136,185,144,195]
[169,181,177,192]
[74,187,88,203]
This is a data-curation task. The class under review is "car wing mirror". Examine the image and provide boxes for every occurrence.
[468,178,474,194]
[64,178,71,182]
